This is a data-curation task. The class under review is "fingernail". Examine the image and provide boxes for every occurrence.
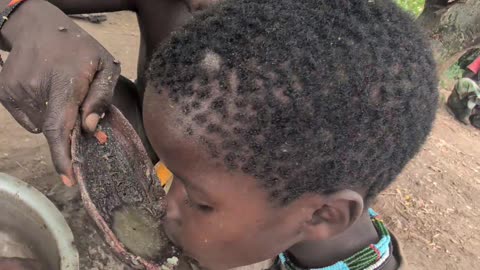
[85,113,100,132]
[61,175,74,187]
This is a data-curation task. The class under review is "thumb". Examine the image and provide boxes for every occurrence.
[81,58,120,133]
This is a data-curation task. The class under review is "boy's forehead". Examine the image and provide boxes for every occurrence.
[144,85,222,157]
[144,94,265,194]
[145,90,187,137]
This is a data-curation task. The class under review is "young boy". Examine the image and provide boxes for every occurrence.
[141,0,438,269]
[447,56,480,128]
[447,77,480,126]
[1,0,437,269]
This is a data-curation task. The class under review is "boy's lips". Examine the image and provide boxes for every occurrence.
[163,223,181,248]
[163,228,200,263]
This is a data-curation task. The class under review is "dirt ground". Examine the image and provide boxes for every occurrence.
[0,12,479,270]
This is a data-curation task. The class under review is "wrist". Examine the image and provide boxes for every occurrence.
[0,0,45,50]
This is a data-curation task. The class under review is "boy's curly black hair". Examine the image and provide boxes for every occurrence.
[147,0,438,204]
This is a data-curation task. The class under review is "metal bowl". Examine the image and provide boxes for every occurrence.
[0,173,79,270]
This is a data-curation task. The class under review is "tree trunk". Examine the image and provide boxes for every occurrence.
[417,0,480,75]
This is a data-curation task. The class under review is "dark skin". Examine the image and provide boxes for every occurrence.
[142,85,398,270]
[0,1,399,269]
[0,0,215,186]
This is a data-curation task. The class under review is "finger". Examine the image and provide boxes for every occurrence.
[43,79,89,186]
[16,78,50,129]
[0,97,40,133]
[43,104,77,186]
[81,58,120,133]
[0,50,44,132]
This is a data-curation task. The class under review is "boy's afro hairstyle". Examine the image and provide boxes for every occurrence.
[147,0,438,204]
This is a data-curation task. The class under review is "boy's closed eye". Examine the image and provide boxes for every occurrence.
[184,195,215,213]
[172,173,216,214]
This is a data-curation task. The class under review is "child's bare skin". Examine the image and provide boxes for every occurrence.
[0,2,437,270]
[139,0,436,268]
[143,88,399,270]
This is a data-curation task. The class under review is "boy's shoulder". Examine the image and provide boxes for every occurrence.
[264,232,406,270]
[183,234,406,270]
[391,232,406,270]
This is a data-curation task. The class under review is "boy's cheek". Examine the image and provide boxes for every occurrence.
[167,224,212,265]
[165,215,225,266]
[178,222,254,269]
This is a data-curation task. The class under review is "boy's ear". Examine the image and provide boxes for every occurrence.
[297,190,364,241]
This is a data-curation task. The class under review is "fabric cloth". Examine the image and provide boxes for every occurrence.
[467,56,480,76]
[447,78,480,125]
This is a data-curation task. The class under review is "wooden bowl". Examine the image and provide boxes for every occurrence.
[71,105,178,270]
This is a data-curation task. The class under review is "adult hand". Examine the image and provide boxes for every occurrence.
[0,0,120,186]
[0,258,42,270]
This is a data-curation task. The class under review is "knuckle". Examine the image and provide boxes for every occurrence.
[43,128,66,151]
[51,76,86,103]
[43,123,64,139]
[103,56,121,74]
[83,96,108,113]
[28,77,43,90]
[43,114,65,138]
[0,92,15,105]
[31,127,42,134]
[112,63,121,74]
[95,95,110,108]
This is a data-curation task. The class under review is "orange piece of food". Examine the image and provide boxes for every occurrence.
[94,131,108,145]
[155,162,173,187]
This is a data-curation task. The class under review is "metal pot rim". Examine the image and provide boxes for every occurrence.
[0,173,79,270]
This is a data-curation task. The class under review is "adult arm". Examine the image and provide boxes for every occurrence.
[47,0,135,14]
[0,0,120,186]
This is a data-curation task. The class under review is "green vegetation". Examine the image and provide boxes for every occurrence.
[394,0,425,17]
[445,63,464,81]
[441,63,464,89]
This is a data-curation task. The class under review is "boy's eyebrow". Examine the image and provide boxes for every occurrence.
[172,170,210,196]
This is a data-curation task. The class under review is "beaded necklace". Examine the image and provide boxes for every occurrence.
[277,209,392,270]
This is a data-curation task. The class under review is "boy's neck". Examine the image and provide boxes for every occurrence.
[287,210,398,270]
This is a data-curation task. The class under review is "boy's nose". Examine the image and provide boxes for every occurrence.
[163,179,184,246]
[164,179,183,223]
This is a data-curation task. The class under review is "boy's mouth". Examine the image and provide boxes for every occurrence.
[163,222,181,247]
[162,226,201,264]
